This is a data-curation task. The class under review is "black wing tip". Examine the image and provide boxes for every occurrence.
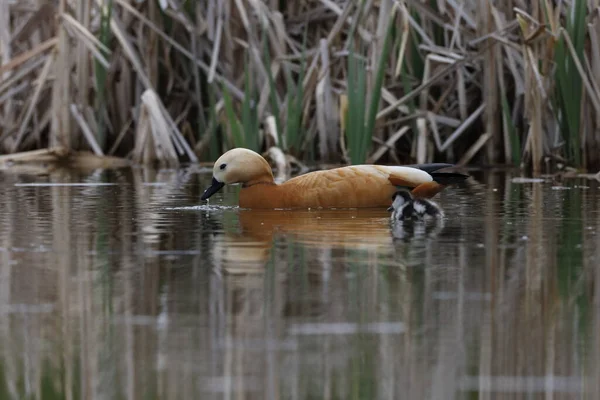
[404,162,470,184]
[430,171,470,185]
[405,163,456,173]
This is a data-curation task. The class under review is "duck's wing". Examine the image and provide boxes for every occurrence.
[280,165,435,207]
[377,166,444,199]
[279,164,468,207]
[378,165,434,187]
[284,165,434,189]
[383,165,468,198]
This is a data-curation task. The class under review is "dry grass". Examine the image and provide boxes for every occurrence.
[0,1,598,171]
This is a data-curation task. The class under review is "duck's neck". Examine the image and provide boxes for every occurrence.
[238,179,282,209]
[242,175,276,188]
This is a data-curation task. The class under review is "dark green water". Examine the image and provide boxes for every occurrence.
[0,167,598,399]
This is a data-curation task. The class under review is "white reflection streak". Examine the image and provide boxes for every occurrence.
[460,375,583,393]
[288,322,405,335]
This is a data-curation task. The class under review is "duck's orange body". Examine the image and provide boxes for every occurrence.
[238,166,440,209]
[201,148,468,209]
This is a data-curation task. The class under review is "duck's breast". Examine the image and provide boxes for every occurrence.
[238,184,287,209]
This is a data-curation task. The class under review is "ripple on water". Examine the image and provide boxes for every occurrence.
[14,182,117,187]
[165,204,238,211]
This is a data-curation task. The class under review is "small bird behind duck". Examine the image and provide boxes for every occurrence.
[388,190,446,241]
[388,189,444,221]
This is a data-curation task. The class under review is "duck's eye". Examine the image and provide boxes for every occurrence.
[219,163,226,170]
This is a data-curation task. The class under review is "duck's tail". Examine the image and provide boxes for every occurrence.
[406,167,469,198]
[407,163,470,185]
[405,163,455,173]
[430,171,470,185]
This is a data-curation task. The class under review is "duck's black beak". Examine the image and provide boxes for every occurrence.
[201,177,225,200]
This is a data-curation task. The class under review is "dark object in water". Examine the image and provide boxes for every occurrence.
[388,189,445,241]
[388,190,444,221]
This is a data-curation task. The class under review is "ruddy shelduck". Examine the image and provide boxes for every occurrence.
[201,148,468,209]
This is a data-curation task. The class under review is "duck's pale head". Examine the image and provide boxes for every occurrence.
[201,148,275,201]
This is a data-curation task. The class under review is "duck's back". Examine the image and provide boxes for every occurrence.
[239,165,434,209]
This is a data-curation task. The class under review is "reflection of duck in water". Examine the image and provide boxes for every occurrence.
[211,209,395,271]
[388,190,445,240]
[237,208,393,249]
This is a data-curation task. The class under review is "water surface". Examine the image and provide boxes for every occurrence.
[0,167,598,399]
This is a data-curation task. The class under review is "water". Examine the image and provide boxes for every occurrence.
[0,167,598,399]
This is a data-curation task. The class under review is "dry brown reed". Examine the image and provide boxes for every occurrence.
[0,1,598,171]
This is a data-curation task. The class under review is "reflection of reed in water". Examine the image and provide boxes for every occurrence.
[0,169,598,399]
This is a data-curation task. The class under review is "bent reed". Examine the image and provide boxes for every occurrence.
[0,0,597,172]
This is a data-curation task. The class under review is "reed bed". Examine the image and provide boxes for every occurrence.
[0,1,598,172]
[0,168,598,398]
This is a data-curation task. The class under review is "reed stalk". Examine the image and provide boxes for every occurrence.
[553,0,587,167]
[345,45,367,165]
[284,32,307,157]
[94,0,113,152]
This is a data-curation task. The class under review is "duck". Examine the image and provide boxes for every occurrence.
[388,189,444,221]
[200,148,468,209]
